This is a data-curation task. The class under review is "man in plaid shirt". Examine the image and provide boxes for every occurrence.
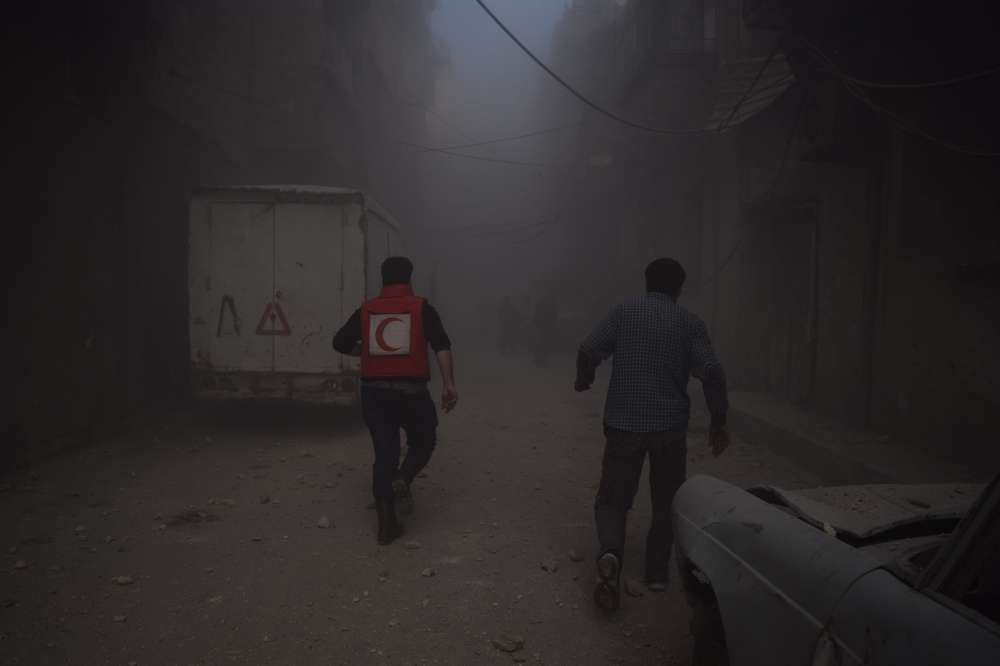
[575,258,731,611]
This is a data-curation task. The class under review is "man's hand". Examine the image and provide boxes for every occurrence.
[709,422,731,457]
[435,350,457,413]
[574,378,590,393]
[441,384,458,413]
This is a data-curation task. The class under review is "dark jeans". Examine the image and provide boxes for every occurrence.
[360,386,438,500]
[594,425,687,584]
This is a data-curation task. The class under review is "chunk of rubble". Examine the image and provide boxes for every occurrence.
[625,580,644,597]
[540,559,558,573]
[492,633,524,652]
[317,517,331,529]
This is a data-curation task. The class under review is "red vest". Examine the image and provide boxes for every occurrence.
[360,284,430,380]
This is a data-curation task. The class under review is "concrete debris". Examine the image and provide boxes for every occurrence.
[823,522,837,536]
[568,549,584,562]
[113,615,127,622]
[421,568,436,577]
[14,560,27,570]
[251,536,263,542]
[218,498,236,508]
[625,580,644,597]
[405,541,421,549]
[492,633,525,652]
[207,595,222,604]
[317,517,331,528]
[116,576,133,585]
[512,655,528,663]
[540,559,558,573]
[622,630,632,638]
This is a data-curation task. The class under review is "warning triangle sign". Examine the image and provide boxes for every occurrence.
[255,303,291,336]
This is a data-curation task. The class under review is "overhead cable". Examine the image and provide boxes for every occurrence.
[474,0,708,135]
[789,36,1000,157]
[843,67,1000,90]
[381,118,608,156]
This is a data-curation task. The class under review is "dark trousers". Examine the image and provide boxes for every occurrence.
[594,425,687,584]
[360,386,438,499]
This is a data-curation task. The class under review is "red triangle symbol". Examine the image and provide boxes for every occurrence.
[255,303,291,336]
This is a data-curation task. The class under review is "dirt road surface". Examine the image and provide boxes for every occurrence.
[1,352,821,665]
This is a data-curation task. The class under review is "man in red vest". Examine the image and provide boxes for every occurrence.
[332,256,458,545]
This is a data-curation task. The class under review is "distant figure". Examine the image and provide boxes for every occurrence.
[532,291,558,366]
[497,296,521,355]
[332,256,459,546]
[575,258,731,611]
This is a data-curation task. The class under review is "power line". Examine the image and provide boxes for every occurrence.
[474,0,708,135]
[371,55,553,177]
[142,60,570,170]
[379,117,608,157]
[789,36,1000,157]
[843,67,1000,90]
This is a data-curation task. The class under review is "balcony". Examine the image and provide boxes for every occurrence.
[613,0,719,105]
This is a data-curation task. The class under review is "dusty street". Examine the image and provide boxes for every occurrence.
[1,350,821,666]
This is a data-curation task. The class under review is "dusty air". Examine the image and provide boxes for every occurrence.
[4,1,1000,664]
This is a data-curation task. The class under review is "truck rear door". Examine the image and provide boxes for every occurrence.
[208,202,274,371]
[273,203,343,373]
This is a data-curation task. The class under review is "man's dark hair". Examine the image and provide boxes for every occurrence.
[645,258,686,295]
[381,256,413,285]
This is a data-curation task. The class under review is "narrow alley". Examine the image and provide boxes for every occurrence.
[2,350,819,665]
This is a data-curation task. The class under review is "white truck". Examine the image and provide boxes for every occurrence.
[187,186,402,404]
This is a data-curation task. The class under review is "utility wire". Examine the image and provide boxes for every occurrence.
[142,60,571,169]
[789,36,1000,157]
[844,66,1000,89]
[381,118,609,156]
[474,0,709,135]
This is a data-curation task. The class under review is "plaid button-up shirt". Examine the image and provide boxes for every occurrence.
[577,292,729,433]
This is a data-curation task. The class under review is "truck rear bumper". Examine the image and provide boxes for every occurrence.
[191,372,359,404]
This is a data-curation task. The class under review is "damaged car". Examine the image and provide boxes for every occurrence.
[672,471,1000,665]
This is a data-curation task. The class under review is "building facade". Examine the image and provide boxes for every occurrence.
[1,0,437,467]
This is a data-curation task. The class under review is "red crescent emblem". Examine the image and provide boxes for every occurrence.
[375,317,403,351]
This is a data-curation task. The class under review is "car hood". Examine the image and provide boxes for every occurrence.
[746,482,982,540]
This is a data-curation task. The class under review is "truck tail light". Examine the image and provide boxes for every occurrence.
[340,378,355,393]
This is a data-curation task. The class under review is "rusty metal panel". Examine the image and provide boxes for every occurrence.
[207,202,275,372]
[273,203,343,373]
